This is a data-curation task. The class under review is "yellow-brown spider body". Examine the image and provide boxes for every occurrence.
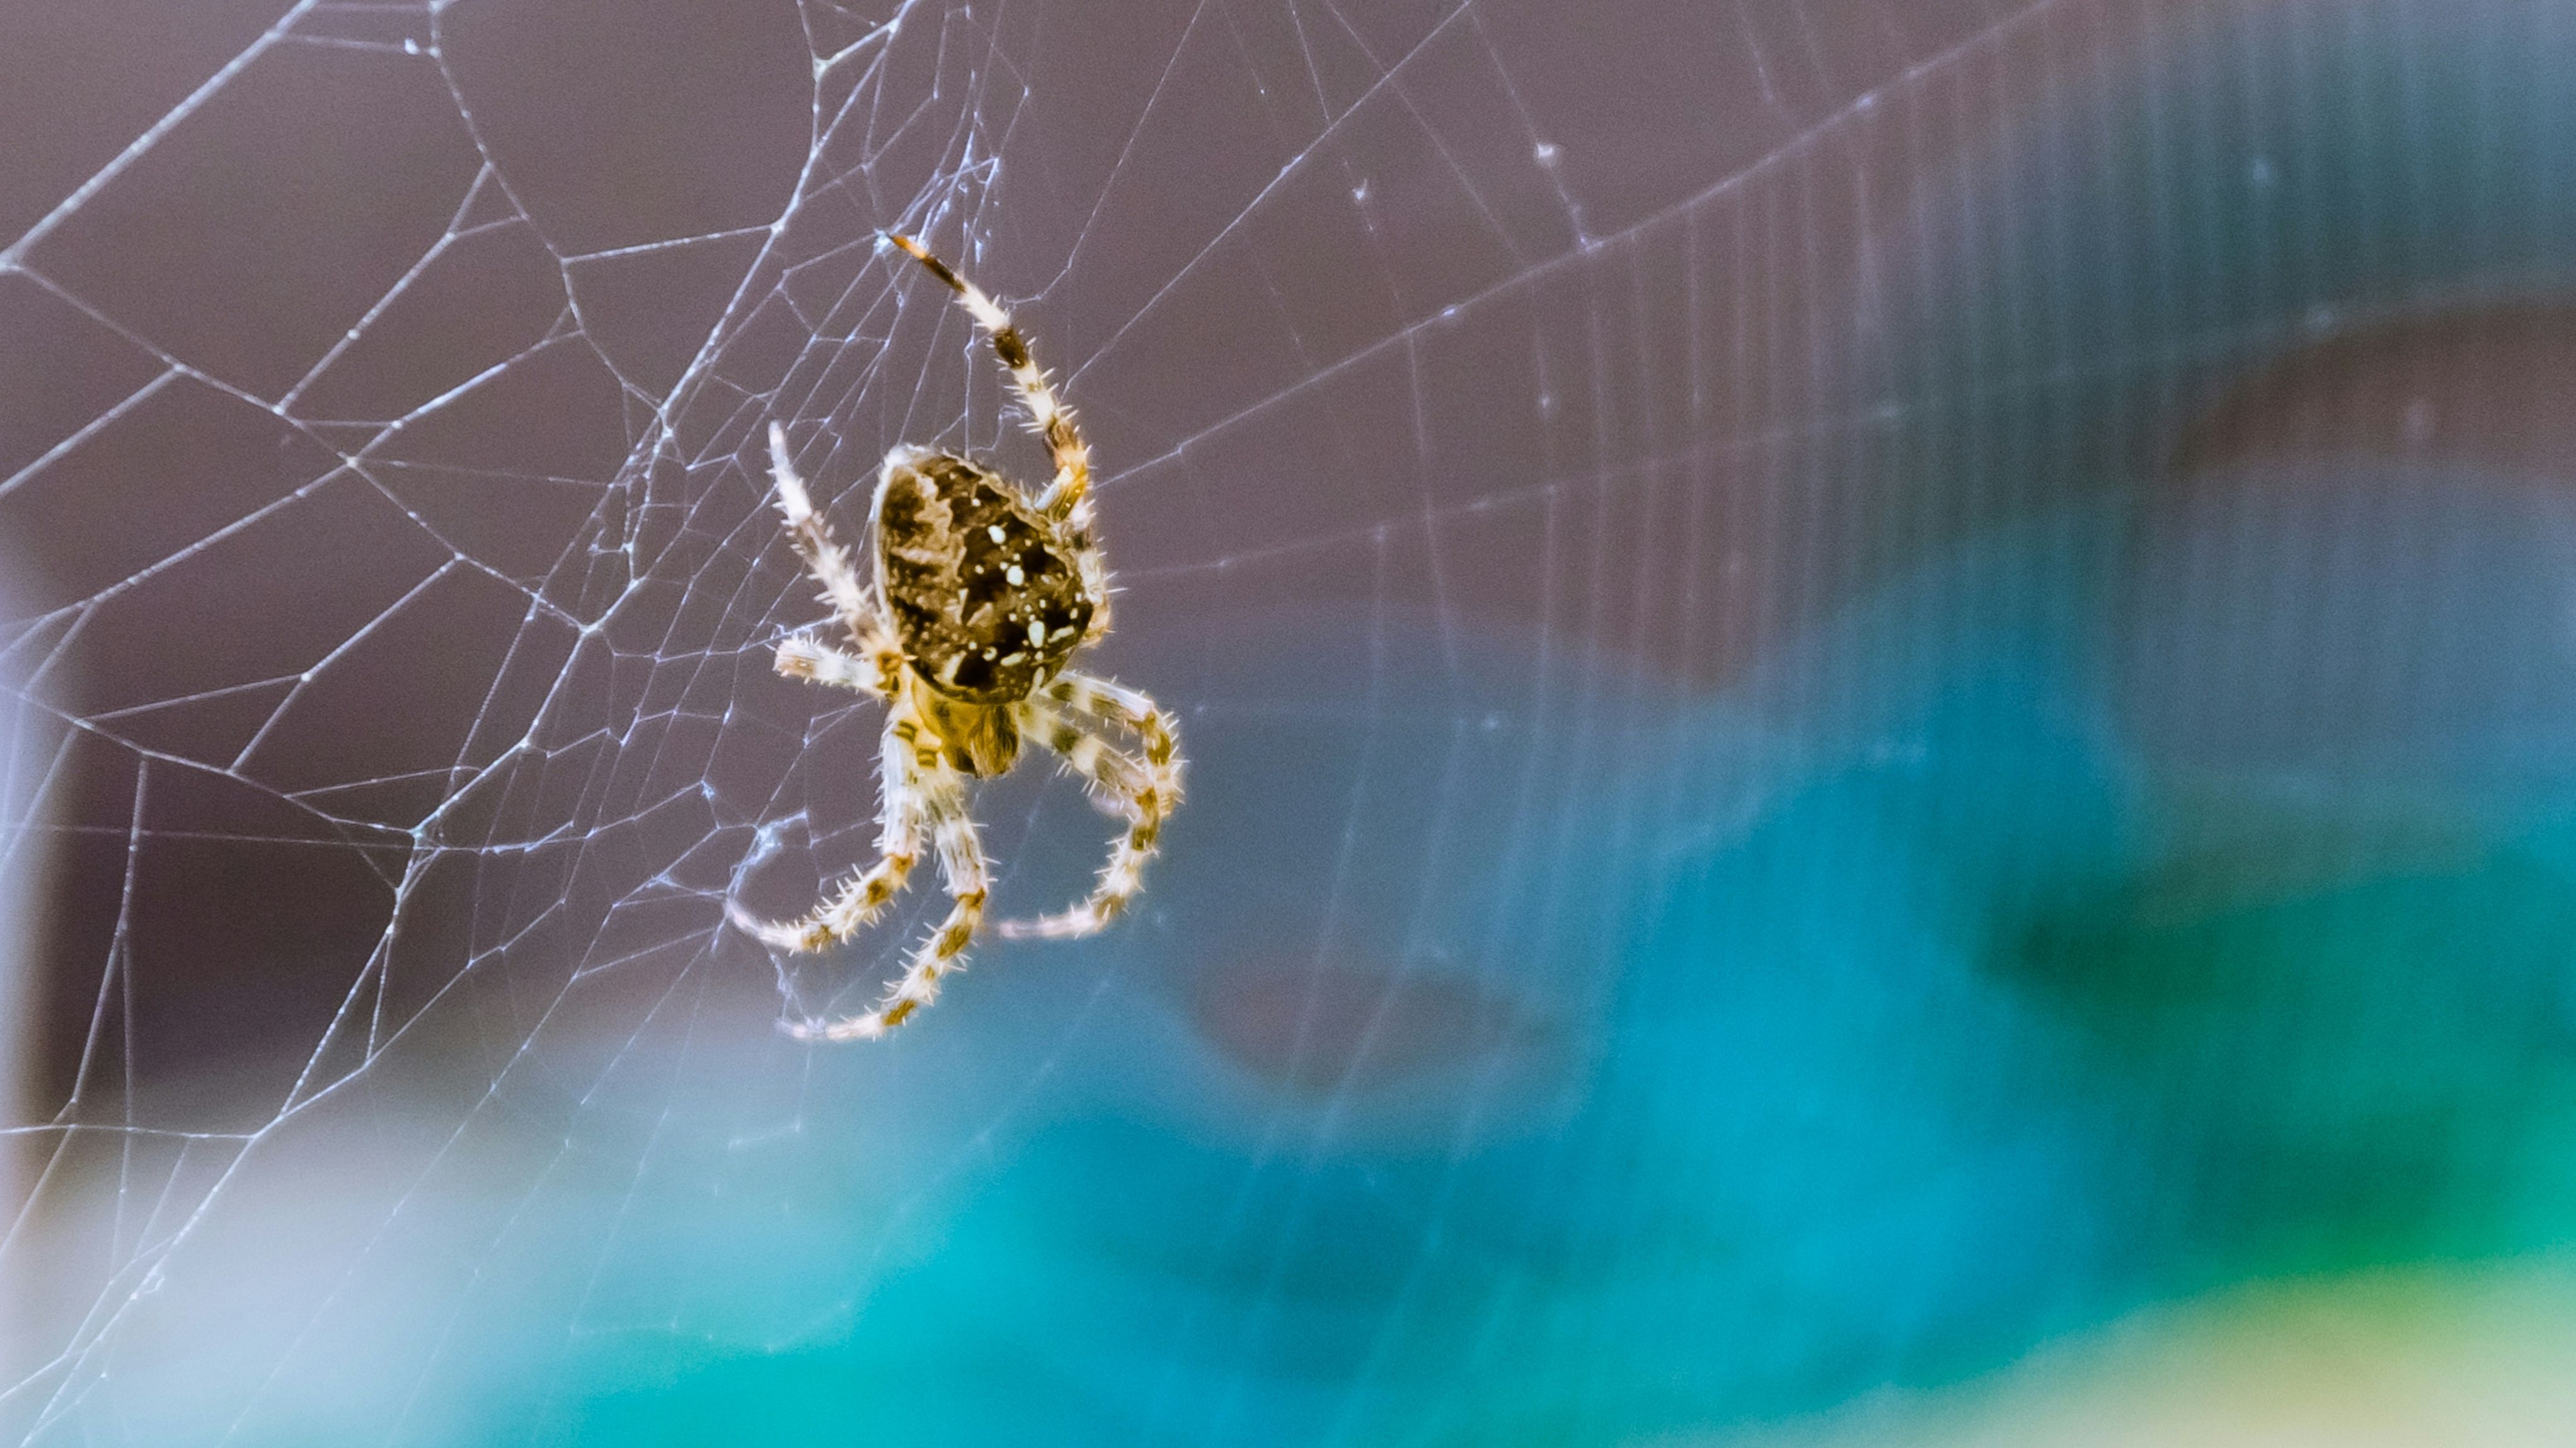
[731,234,1182,1042]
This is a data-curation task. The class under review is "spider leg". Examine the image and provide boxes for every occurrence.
[737,701,938,958]
[764,420,883,644]
[729,697,941,954]
[1015,696,1154,820]
[883,233,1093,522]
[994,678,1182,941]
[1033,670,1182,778]
[786,756,989,1041]
[774,633,901,700]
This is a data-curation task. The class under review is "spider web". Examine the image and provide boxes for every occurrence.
[6,0,2576,1442]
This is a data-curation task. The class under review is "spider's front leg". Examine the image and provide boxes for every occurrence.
[762,420,911,696]
[882,233,1092,521]
[763,422,872,622]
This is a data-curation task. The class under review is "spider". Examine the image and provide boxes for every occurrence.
[731,233,1182,1042]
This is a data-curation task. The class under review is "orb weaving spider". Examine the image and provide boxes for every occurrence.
[732,233,1183,1041]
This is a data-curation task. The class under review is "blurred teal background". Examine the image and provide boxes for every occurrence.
[555,486,2576,1444]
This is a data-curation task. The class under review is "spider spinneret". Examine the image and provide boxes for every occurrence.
[730,233,1182,1041]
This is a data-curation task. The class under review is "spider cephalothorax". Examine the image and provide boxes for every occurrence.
[730,233,1182,1041]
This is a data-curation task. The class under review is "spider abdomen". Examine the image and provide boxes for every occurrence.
[873,449,1097,706]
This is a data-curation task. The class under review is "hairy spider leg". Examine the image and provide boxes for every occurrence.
[773,634,900,699]
[1016,694,1153,817]
[994,674,1182,941]
[765,421,880,638]
[788,745,991,1040]
[883,233,1094,524]
[731,696,940,955]
[1035,670,1182,776]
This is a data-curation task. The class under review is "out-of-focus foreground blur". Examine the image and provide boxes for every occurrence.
[3,0,2576,1442]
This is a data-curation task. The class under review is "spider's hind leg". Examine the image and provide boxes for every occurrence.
[730,699,938,955]
[786,763,990,1040]
[996,677,1182,941]
[1038,670,1180,777]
